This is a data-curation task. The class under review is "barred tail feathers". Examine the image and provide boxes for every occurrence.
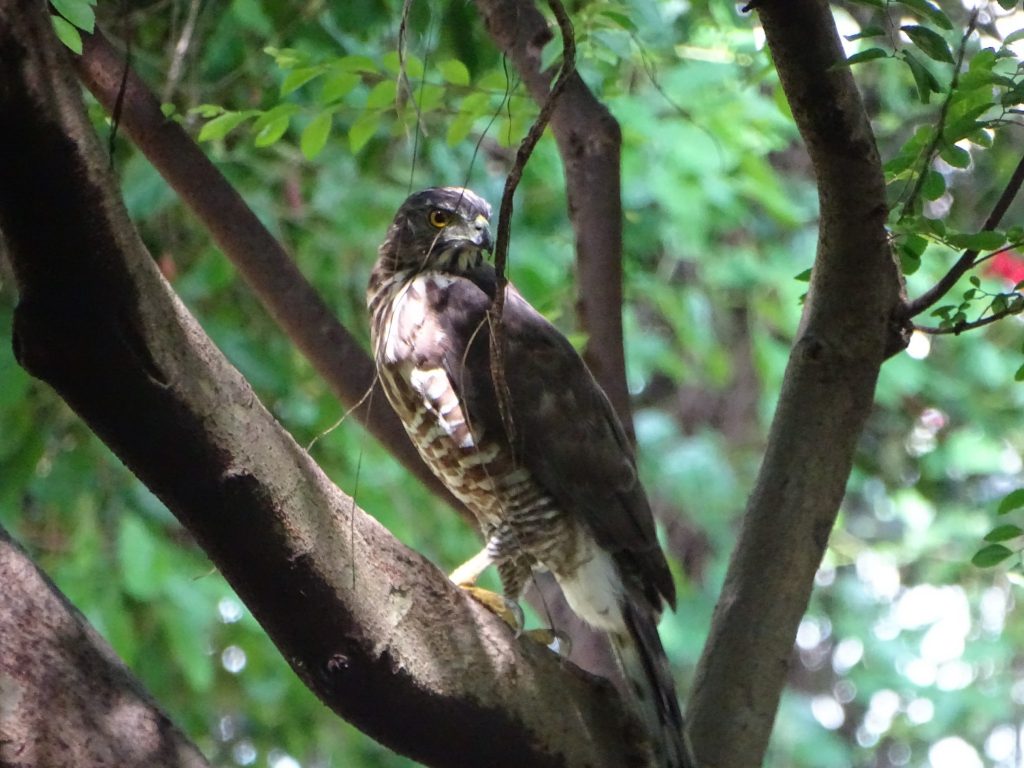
[610,603,696,768]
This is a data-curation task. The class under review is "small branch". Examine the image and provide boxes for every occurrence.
[906,149,1024,317]
[915,300,1024,335]
[489,0,575,445]
[475,0,633,442]
[896,11,977,223]
[161,0,202,103]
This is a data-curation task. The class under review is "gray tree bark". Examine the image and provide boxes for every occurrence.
[0,527,210,768]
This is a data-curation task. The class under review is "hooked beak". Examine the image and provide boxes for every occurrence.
[472,214,493,252]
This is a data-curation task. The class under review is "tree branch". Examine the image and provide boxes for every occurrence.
[0,3,650,765]
[915,298,1024,335]
[474,0,633,442]
[686,2,903,765]
[72,28,466,517]
[0,525,210,768]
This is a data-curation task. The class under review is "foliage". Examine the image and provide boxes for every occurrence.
[5,1,1024,767]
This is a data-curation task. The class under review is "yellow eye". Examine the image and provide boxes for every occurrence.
[428,209,452,228]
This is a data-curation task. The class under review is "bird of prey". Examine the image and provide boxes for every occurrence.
[368,186,693,768]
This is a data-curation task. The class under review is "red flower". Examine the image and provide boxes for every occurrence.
[984,250,1024,286]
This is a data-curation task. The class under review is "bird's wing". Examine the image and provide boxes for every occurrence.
[431,267,675,611]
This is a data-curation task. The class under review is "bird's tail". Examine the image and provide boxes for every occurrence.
[610,602,697,768]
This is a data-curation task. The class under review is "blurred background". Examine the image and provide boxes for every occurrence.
[4,1,1024,766]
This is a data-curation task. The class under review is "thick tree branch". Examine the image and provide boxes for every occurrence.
[686,3,903,766]
[474,0,632,442]
[0,4,651,766]
[0,526,210,768]
[73,28,464,516]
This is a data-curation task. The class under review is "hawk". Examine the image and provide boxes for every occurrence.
[368,187,693,768]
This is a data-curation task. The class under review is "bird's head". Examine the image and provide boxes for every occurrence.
[379,186,493,274]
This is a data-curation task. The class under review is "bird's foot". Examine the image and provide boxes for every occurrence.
[521,627,573,657]
[457,584,525,631]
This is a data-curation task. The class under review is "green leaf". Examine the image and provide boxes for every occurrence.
[253,113,290,147]
[447,92,491,146]
[336,55,379,74]
[1015,363,1024,382]
[50,0,94,32]
[319,72,359,104]
[281,66,326,96]
[438,59,470,87]
[794,268,812,282]
[365,80,397,109]
[1005,29,1024,47]
[998,0,1017,9]
[846,25,886,41]
[264,46,305,69]
[348,111,380,153]
[972,543,1014,568]
[446,111,476,146]
[901,25,954,64]
[897,0,953,30]
[898,242,922,275]
[381,51,423,77]
[939,143,971,168]
[921,169,945,200]
[189,103,225,119]
[197,111,254,142]
[840,48,889,67]
[300,111,332,159]
[998,488,1024,515]
[985,524,1024,542]
[599,9,638,32]
[947,230,1005,251]
[903,233,929,258]
[51,14,82,54]
[902,51,942,103]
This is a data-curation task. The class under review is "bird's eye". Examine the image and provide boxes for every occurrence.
[428,210,452,228]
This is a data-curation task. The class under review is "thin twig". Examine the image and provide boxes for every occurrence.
[488,0,576,447]
[161,0,202,103]
[896,11,977,223]
[915,299,1024,335]
[907,150,1024,317]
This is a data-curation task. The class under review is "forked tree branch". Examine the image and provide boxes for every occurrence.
[0,3,650,766]
[686,2,904,765]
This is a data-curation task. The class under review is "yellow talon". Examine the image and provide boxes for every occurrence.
[458,584,524,631]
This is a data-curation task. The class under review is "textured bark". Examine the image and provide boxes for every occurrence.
[0,3,651,766]
[686,3,904,766]
[0,526,210,768]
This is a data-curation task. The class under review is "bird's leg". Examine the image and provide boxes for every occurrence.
[449,540,524,631]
